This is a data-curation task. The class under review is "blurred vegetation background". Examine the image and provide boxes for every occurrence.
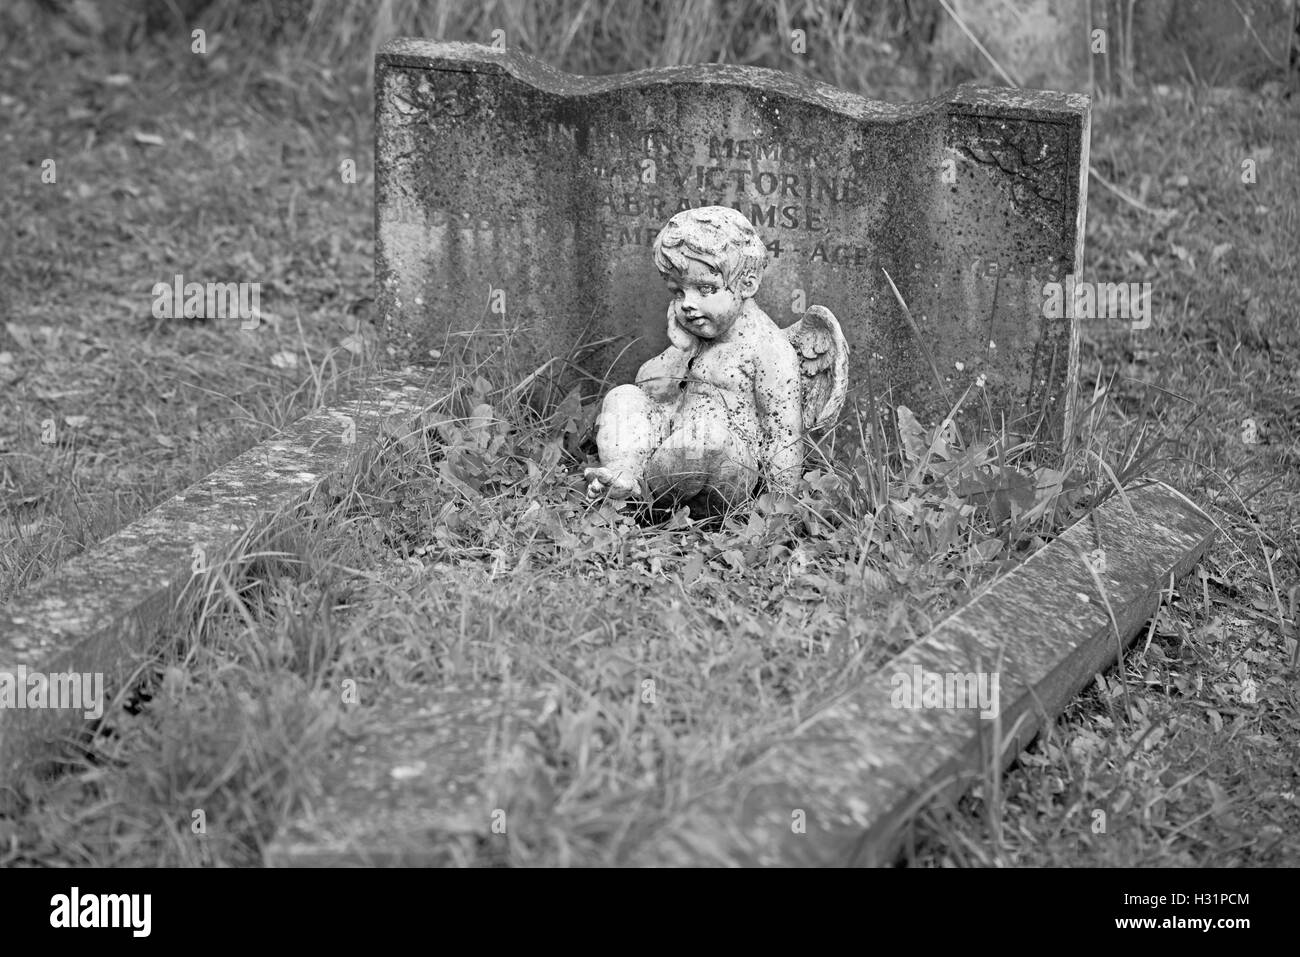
[7,0,937,95]
[6,0,1295,103]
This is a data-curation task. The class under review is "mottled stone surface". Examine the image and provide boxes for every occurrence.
[377,40,1090,452]
[625,481,1214,866]
[265,684,547,867]
[0,369,443,783]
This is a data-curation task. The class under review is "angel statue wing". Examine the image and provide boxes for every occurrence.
[783,305,849,432]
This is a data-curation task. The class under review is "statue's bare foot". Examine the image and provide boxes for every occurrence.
[584,466,640,500]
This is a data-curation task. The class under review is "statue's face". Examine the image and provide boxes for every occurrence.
[663,259,746,339]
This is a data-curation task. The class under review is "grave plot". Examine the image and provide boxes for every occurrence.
[263,43,1208,864]
[225,370,1209,866]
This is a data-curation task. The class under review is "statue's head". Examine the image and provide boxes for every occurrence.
[653,206,767,340]
[652,206,767,294]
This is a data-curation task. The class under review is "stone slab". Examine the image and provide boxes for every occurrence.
[376,40,1090,452]
[0,368,443,784]
[630,481,1216,865]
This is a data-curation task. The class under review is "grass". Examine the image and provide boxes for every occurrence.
[0,13,377,602]
[1,0,1298,866]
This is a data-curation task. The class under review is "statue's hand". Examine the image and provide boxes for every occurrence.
[583,466,640,501]
[666,302,698,353]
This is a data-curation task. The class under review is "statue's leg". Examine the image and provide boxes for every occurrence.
[585,385,669,499]
[645,416,759,508]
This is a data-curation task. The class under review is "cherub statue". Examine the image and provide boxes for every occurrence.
[584,205,848,512]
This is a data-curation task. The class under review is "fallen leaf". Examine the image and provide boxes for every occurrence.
[5,322,33,350]
[896,405,927,465]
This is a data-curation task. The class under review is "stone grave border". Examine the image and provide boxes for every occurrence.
[0,367,442,783]
[631,481,1216,865]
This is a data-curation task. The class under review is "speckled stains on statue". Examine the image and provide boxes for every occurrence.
[376,40,1090,455]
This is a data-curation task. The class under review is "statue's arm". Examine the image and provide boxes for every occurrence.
[634,301,701,402]
[634,345,690,404]
[754,343,803,492]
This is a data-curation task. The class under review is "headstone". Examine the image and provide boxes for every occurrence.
[376,40,1090,453]
[932,0,1093,92]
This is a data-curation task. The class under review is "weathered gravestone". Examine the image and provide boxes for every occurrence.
[932,0,1093,92]
[377,39,1090,453]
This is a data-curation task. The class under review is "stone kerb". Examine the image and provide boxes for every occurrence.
[630,482,1215,866]
[0,369,441,784]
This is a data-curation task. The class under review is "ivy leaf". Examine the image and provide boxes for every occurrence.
[680,551,705,584]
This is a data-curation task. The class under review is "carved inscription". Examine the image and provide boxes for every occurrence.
[475,121,877,267]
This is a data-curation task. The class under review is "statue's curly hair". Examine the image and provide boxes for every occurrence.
[652,206,767,292]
